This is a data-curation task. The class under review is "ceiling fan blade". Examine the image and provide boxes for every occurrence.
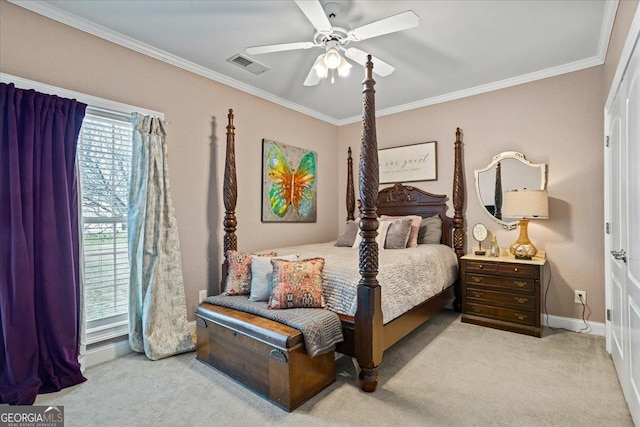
[294,0,332,32]
[303,54,324,86]
[349,11,419,41]
[344,48,395,77]
[246,41,315,55]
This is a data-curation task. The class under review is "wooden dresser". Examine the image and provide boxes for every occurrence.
[460,254,546,337]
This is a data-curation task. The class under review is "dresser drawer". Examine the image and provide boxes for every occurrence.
[466,287,536,310]
[497,263,538,279]
[464,260,498,274]
[466,303,535,326]
[465,274,535,293]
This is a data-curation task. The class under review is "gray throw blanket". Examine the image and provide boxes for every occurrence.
[204,295,343,357]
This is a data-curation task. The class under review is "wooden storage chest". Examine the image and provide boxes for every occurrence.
[195,303,335,411]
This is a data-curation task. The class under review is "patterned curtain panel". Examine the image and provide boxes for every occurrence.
[128,113,195,360]
[0,83,87,404]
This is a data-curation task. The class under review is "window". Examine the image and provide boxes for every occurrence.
[78,110,133,341]
[1,73,163,346]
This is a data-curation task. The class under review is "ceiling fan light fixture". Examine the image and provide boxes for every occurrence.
[337,57,352,77]
[313,54,328,77]
[323,47,342,69]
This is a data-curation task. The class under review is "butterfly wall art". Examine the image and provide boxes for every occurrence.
[261,139,317,222]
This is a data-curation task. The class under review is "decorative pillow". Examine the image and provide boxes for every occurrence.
[384,218,413,249]
[269,258,326,309]
[379,215,422,247]
[352,220,391,250]
[223,251,277,296]
[418,215,443,245]
[335,219,359,247]
[248,254,298,302]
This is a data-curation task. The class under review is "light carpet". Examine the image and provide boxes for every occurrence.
[34,310,633,426]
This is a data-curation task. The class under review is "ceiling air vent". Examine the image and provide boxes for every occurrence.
[226,54,269,75]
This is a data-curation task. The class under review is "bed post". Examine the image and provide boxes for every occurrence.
[494,161,502,219]
[355,56,383,393]
[346,147,355,221]
[452,127,465,311]
[221,109,237,294]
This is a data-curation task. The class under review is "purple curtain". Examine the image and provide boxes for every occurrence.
[0,82,87,405]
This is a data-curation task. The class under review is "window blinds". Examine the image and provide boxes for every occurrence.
[78,113,132,325]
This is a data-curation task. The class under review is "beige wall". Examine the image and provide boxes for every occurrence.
[335,1,640,325]
[0,2,339,320]
[2,0,638,325]
[338,67,606,322]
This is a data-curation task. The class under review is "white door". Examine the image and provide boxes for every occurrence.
[608,86,626,388]
[607,35,640,426]
[624,46,640,424]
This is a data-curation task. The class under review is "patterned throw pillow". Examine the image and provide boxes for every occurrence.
[269,258,325,309]
[223,250,277,296]
[248,254,298,302]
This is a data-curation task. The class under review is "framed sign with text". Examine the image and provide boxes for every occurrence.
[378,141,437,184]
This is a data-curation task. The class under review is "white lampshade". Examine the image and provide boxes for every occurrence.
[337,57,352,77]
[502,189,548,219]
[313,55,328,78]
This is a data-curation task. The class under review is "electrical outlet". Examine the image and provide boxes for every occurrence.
[574,290,587,304]
[199,290,207,303]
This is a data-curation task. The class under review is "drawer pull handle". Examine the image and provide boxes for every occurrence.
[478,265,483,269]
[269,349,288,363]
[514,313,528,321]
[471,291,484,298]
[470,306,483,313]
[472,276,482,283]
[514,297,528,304]
[514,267,519,272]
[514,281,527,288]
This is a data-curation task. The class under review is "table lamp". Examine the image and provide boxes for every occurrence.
[502,189,548,259]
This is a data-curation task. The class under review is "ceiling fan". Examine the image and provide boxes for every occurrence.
[245,0,419,86]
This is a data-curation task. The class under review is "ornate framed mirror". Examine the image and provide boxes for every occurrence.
[474,151,547,229]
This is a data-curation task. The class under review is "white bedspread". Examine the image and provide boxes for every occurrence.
[272,242,458,324]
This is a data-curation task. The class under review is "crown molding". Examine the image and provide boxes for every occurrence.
[9,0,341,126]
[10,0,618,127]
[598,1,620,62]
[336,55,605,125]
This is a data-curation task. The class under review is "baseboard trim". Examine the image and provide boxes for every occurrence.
[84,321,197,368]
[542,314,605,336]
[85,339,133,368]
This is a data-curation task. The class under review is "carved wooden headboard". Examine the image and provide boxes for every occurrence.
[377,183,454,248]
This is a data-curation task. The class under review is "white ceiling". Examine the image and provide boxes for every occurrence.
[13,0,617,125]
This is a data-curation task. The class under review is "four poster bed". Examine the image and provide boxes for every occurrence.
[197,57,466,398]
